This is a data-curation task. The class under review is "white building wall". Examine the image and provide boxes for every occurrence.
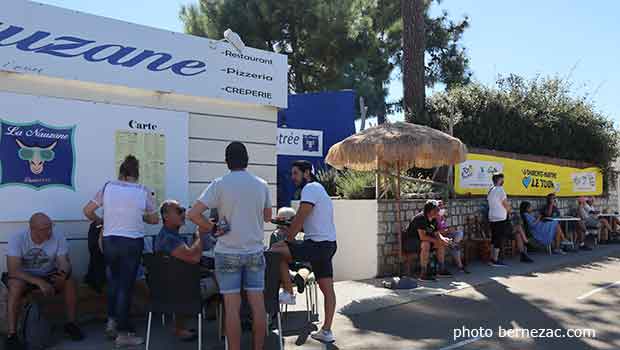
[0,72,278,277]
[332,200,378,282]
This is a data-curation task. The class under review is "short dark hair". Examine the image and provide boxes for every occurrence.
[423,200,439,215]
[491,172,504,185]
[160,200,181,224]
[292,160,316,180]
[225,142,249,170]
[119,155,139,179]
[520,201,531,215]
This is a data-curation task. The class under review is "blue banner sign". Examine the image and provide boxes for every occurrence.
[0,120,76,190]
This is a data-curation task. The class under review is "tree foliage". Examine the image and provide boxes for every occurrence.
[179,0,470,121]
[428,74,619,170]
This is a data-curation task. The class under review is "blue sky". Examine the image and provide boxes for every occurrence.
[36,0,620,125]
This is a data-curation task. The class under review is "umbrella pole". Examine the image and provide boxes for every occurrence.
[395,162,403,276]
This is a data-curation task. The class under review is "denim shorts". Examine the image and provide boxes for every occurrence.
[214,252,265,294]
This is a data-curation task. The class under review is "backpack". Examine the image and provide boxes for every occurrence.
[84,220,106,294]
[20,302,54,350]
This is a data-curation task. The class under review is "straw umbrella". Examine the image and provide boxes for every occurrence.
[325,122,468,274]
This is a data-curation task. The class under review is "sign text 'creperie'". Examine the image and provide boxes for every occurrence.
[0,0,288,108]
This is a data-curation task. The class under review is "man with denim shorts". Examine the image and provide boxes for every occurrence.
[188,142,273,350]
[271,160,338,344]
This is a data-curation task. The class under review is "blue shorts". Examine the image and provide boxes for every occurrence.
[214,252,265,294]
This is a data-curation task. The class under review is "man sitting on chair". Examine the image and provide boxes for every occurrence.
[154,200,218,342]
[4,213,84,350]
[408,201,452,281]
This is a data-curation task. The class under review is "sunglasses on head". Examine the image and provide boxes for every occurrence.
[176,206,186,215]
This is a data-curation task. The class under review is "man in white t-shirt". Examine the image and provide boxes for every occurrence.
[4,213,84,350]
[188,142,272,350]
[487,172,512,266]
[270,160,338,344]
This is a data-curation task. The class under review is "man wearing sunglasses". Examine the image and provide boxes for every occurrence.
[153,199,219,341]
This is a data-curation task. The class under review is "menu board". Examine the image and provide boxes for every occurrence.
[115,130,166,206]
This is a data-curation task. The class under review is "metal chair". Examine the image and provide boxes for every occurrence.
[282,267,319,323]
[143,253,203,350]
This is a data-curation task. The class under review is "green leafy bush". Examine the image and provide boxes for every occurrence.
[336,171,376,199]
[429,74,620,172]
[316,167,339,197]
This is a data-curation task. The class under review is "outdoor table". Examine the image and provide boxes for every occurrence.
[551,217,581,243]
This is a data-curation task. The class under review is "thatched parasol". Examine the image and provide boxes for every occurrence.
[325,122,467,171]
[325,121,468,275]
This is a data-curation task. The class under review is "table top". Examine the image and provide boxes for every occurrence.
[550,217,582,222]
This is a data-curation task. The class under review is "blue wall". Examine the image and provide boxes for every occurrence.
[277,91,356,208]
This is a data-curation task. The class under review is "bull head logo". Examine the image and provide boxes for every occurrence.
[15,139,57,175]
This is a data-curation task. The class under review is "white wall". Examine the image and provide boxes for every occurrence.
[332,200,378,282]
[0,72,278,277]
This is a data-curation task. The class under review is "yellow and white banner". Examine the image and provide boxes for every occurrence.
[454,153,603,197]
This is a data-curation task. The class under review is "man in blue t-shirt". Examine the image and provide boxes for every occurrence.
[154,200,218,341]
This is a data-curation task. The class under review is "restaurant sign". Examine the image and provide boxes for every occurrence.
[455,153,602,197]
[0,0,288,107]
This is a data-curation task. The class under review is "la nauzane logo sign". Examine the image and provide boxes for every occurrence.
[0,23,207,77]
[277,128,323,157]
[0,120,76,190]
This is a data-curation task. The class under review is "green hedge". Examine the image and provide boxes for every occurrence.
[428,75,619,172]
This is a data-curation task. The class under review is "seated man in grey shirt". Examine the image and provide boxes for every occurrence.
[4,213,84,350]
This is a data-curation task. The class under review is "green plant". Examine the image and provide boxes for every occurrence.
[401,179,433,195]
[336,170,376,199]
[316,167,339,197]
[428,74,620,172]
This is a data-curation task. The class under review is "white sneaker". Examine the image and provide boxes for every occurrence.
[552,249,567,255]
[311,329,336,343]
[105,319,117,339]
[115,333,144,348]
[279,291,297,305]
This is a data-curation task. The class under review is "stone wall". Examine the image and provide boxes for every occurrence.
[376,195,615,277]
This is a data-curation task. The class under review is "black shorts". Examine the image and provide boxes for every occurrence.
[490,219,514,245]
[287,240,337,279]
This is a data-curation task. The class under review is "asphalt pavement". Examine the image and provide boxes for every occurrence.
[46,245,620,350]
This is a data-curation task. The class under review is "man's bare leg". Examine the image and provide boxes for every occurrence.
[419,242,430,275]
[317,278,336,331]
[246,292,266,350]
[270,242,294,293]
[7,279,26,335]
[55,278,78,323]
[222,293,242,350]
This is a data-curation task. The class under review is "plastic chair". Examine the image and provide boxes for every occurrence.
[143,253,203,350]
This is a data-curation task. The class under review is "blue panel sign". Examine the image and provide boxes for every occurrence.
[0,120,76,190]
[302,134,320,153]
[277,91,356,207]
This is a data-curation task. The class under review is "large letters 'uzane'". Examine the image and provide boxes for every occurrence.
[0,23,207,77]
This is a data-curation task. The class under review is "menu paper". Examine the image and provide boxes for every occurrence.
[115,131,166,206]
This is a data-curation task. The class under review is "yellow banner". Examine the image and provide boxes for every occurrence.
[454,153,603,197]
